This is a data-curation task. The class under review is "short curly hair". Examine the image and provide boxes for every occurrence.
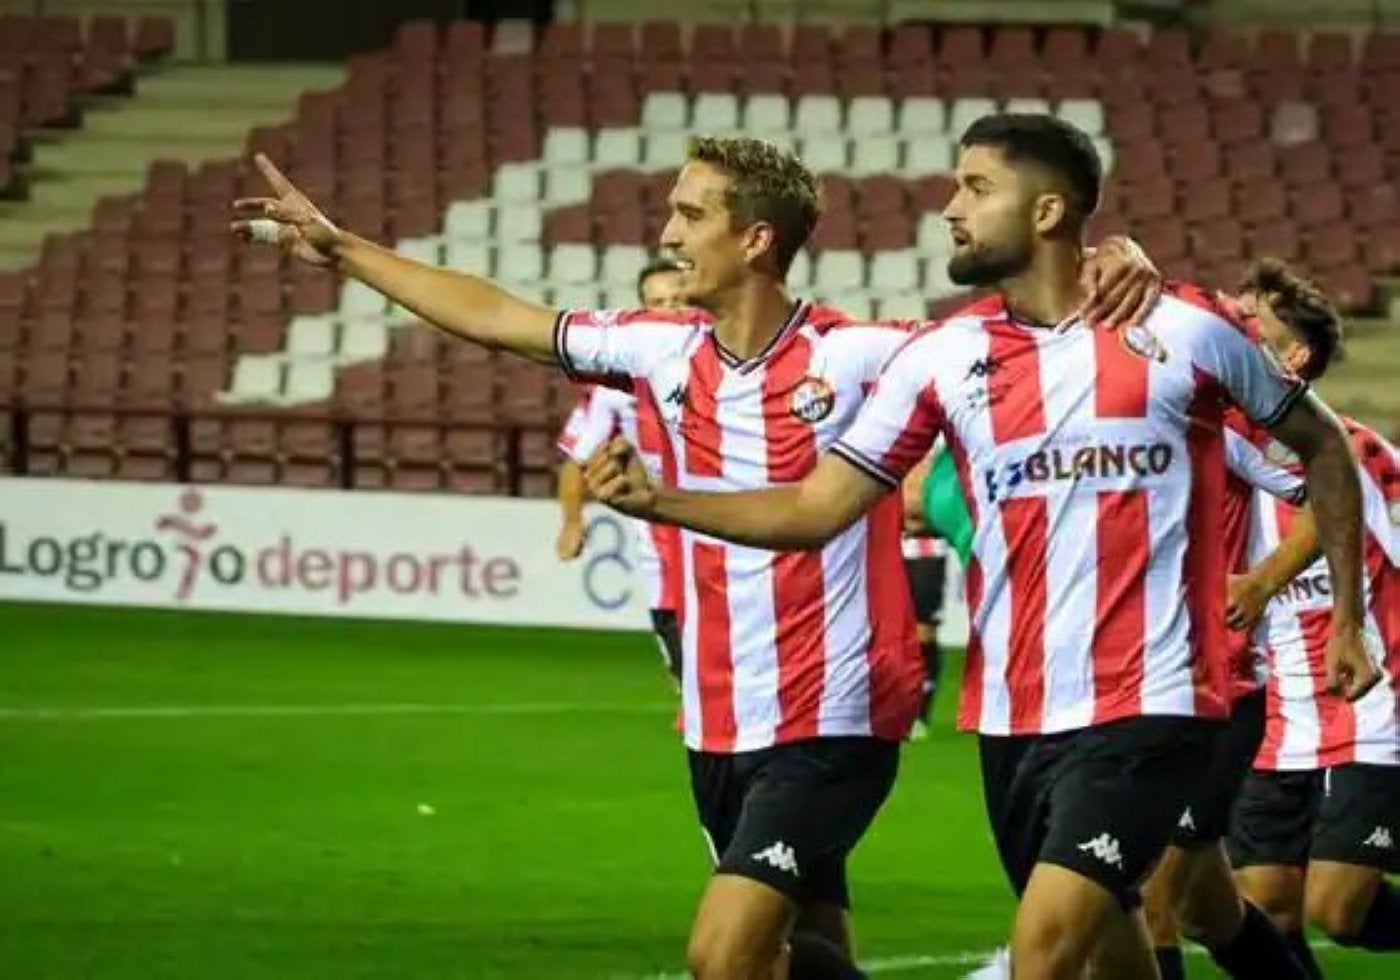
[1237,258,1345,380]
[687,135,823,274]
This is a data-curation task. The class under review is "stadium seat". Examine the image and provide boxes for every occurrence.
[814,250,865,292]
[850,136,900,176]
[744,94,790,133]
[897,96,946,135]
[793,95,842,134]
[593,129,641,167]
[693,92,739,131]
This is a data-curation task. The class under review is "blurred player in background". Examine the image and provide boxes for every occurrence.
[1138,261,1346,980]
[1222,265,1400,971]
[555,256,688,681]
[899,446,961,739]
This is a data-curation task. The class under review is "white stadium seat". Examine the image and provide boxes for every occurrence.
[642,91,688,130]
[593,129,642,167]
[814,250,865,292]
[444,200,493,241]
[850,135,901,176]
[1057,99,1104,136]
[693,92,740,131]
[793,95,843,134]
[869,251,921,292]
[744,94,790,132]
[846,96,895,136]
[949,97,998,137]
[898,96,947,135]
[543,127,590,165]
[444,240,493,275]
[549,243,599,284]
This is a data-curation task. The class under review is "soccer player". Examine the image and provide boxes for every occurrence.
[1135,262,1344,980]
[555,257,688,680]
[581,114,1376,980]
[1223,279,1400,966]
[231,135,1159,979]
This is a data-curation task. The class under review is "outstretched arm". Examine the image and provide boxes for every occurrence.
[232,154,557,362]
[585,439,890,551]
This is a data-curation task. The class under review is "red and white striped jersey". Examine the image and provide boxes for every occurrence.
[557,385,681,612]
[1251,419,1400,770]
[832,285,1307,737]
[555,301,925,753]
[1223,410,1309,702]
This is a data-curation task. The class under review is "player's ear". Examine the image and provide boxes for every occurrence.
[1032,192,1067,236]
[1282,344,1313,378]
[742,222,776,265]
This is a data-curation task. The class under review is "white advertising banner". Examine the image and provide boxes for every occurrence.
[0,477,970,643]
[0,477,652,629]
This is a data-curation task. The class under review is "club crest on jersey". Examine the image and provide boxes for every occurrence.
[1120,323,1169,363]
[790,376,836,423]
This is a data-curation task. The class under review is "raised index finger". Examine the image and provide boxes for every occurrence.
[254,153,296,197]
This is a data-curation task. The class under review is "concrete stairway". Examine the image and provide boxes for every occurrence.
[0,63,342,270]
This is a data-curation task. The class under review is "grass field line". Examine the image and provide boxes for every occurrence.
[623,950,993,979]
[0,701,672,721]
[621,938,1343,979]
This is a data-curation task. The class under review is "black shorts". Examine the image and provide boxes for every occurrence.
[980,715,1217,911]
[1228,763,1400,874]
[649,607,682,680]
[1314,763,1400,874]
[903,556,946,625]
[1227,769,1321,869]
[1171,688,1267,848]
[688,737,900,907]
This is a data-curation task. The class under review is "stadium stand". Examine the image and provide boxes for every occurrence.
[1,18,1398,494]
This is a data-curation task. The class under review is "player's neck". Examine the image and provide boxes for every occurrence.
[710,281,797,360]
[999,244,1087,329]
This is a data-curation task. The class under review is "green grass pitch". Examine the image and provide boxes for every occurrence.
[0,603,1386,977]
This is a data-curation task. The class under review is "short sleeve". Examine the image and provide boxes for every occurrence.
[1224,427,1306,506]
[553,308,702,390]
[1169,292,1308,428]
[831,330,947,488]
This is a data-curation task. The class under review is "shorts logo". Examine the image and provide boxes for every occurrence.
[1363,826,1394,850]
[751,840,800,876]
[1177,808,1196,833]
[1077,833,1125,870]
[790,377,836,424]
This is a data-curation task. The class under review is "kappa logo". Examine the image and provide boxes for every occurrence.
[790,376,836,424]
[965,356,1003,380]
[1364,826,1394,850]
[1077,833,1125,870]
[751,840,800,875]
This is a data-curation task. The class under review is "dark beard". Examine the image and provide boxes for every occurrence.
[947,242,1031,286]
